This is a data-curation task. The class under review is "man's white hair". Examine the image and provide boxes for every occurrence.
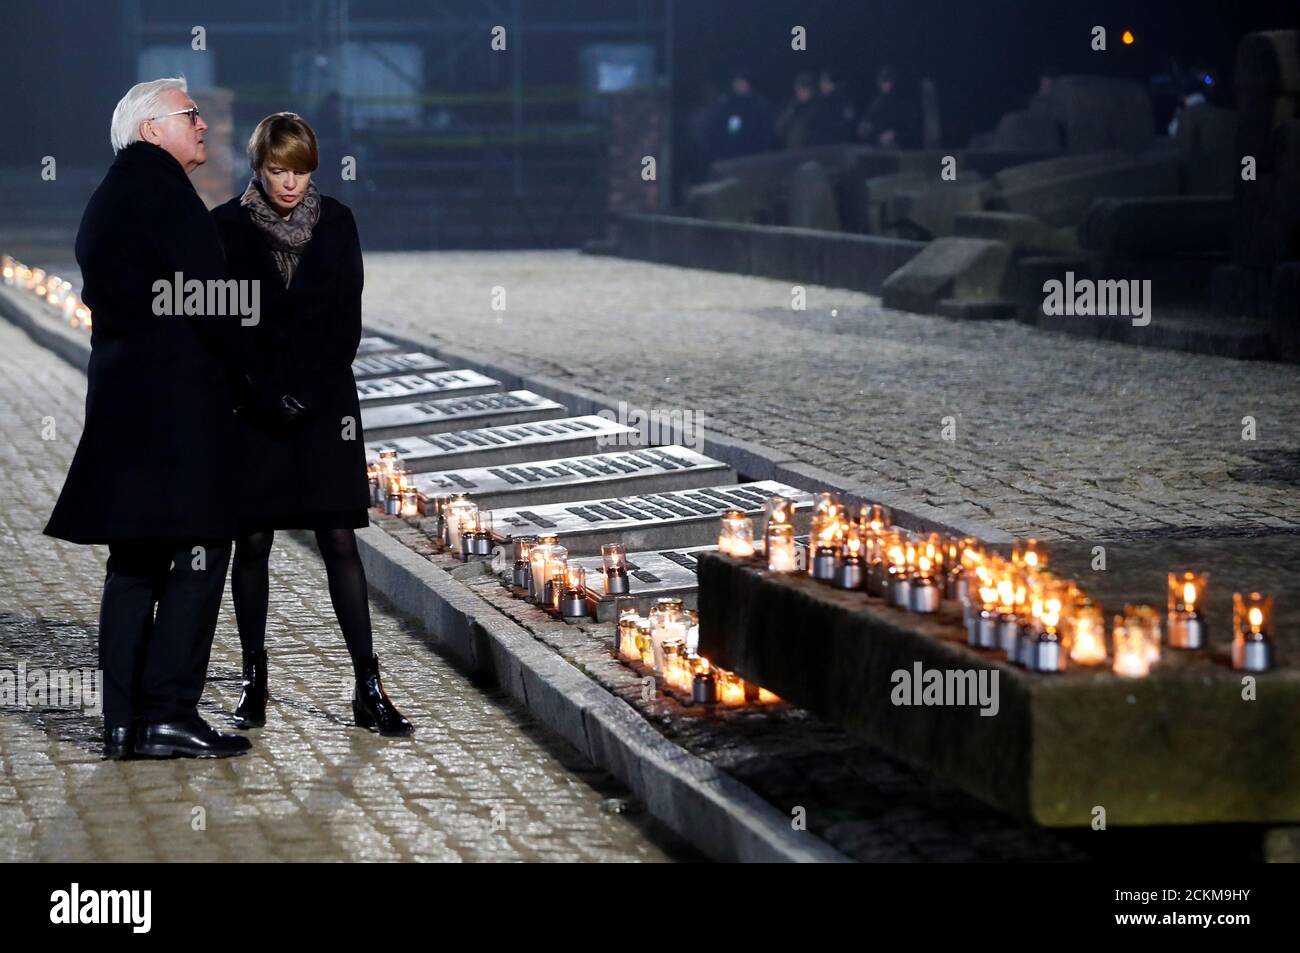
[110,77,188,153]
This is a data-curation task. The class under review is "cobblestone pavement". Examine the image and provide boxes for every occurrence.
[362,250,1300,542]
[0,317,692,862]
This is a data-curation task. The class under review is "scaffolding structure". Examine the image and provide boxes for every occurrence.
[120,0,674,247]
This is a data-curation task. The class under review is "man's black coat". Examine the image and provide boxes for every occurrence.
[44,141,241,544]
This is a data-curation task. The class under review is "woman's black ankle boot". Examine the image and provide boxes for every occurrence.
[352,654,413,736]
[233,649,268,729]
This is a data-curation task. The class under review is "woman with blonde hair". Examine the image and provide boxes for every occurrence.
[213,112,412,735]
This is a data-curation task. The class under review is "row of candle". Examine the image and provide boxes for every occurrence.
[367,450,420,517]
[507,536,632,618]
[2,255,92,328]
[613,598,779,706]
[719,491,1278,676]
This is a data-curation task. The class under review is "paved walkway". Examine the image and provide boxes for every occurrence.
[362,250,1300,542]
[0,317,687,862]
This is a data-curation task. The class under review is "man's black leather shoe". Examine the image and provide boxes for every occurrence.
[102,725,134,760]
[136,716,252,759]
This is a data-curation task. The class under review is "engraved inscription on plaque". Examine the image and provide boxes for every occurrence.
[360,390,567,438]
[411,445,733,508]
[356,369,501,406]
[488,481,816,556]
[352,352,448,380]
[567,545,716,620]
[364,415,638,472]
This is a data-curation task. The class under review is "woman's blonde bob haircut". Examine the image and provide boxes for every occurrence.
[247,112,319,173]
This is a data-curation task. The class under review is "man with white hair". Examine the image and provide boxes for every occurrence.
[44,78,252,760]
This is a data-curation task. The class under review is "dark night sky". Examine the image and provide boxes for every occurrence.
[0,0,1296,167]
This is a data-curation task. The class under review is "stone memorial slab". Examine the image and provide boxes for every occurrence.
[352,351,448,380]
[362,390,567,439]
[570,545,716,621]
[413,445,734,510]
[489,481,816,558]
[365,415,637,473]
[356,369,501,407]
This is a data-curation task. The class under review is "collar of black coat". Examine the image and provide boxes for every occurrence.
[112,140,198,191]
[212,188,347,228]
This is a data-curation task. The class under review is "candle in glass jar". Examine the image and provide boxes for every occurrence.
[1167,571,1208,650]
[1068,601,1107,665]
[1111,616,1150,677]
[766,523,797,573]
[600,542,630,594]
[718,510,755,558]
[718,671,746,705]
[1232,591,1274,672]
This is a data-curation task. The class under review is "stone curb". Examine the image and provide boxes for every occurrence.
[0,285,849,863]
[367,324,1015,544]
[0,286,91,374]
[354,525,849,862]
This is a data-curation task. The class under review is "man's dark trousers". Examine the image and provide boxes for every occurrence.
[99,539,232,728]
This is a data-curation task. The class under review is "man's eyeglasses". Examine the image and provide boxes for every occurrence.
[148,107,201,127]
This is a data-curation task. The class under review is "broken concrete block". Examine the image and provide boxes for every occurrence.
[861,172,928,233]
[880,237,1011,313]
[786,161,842,230]
[954,211,1079,254]
[686,177,772,223]
[992,154,1182,226]
[1174,105,1239,194]
[1079,195,1234,256]
[984,110,1065,153]
[1040,75,1157,153]
[890,178,991,239]
[1013,256,1093,323]
[992,150,1126,192]
[1235,31,1300,172]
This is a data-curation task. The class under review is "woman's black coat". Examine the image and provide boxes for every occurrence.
[43,141,240,544]
[211,189,370,530]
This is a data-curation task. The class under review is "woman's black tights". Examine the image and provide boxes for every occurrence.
[232,529,374,670]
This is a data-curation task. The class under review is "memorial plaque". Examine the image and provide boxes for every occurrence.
[356,369,501,407]
[352,351,448,380]
[356,336,401,355]
[570,545,716,621]
[489,481,816,557]
[362,390,568,439]
[412,445,734,509]
[365,415,638,473]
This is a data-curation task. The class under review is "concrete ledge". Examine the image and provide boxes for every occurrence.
[355,524,848,862]
[607,214,924,295]
[0,286,91,373]
[697,551,1300,827]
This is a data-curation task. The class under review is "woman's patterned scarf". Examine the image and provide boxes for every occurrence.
[240,176,321,288]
